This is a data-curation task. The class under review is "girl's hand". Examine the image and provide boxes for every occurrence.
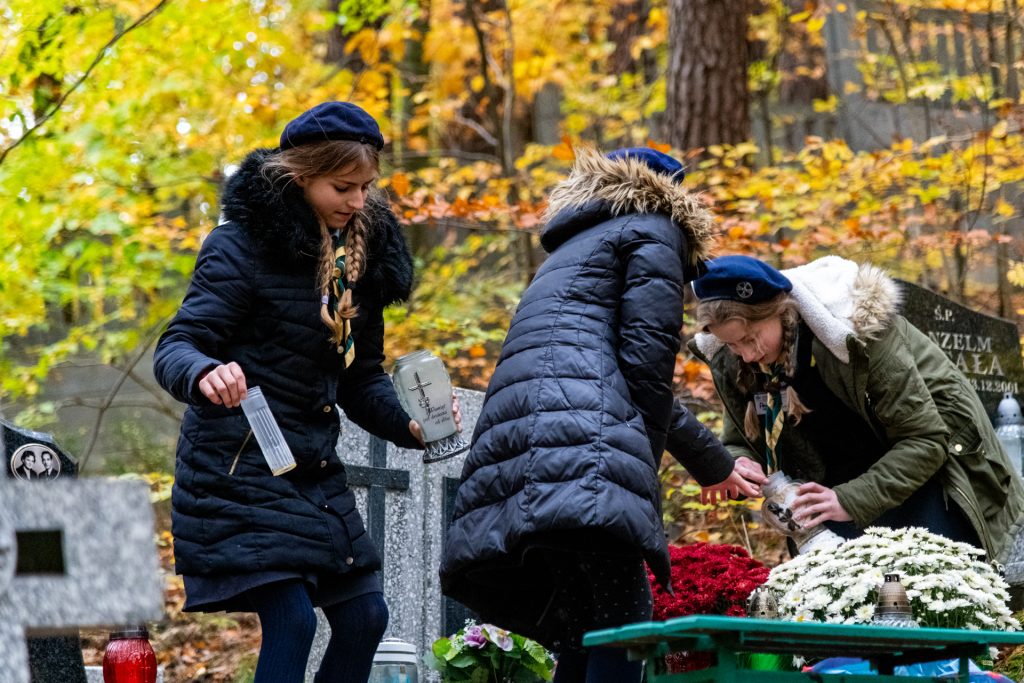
[790,482,853,527]
[198,362,248,408]
[700,457,766,505]
[409,393,462,446]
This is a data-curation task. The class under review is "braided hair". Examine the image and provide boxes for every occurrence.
[694,294,812,442]
[262,140,379,344]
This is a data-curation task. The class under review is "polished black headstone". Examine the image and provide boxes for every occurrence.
[2,419,77,481]
[898,280,1024,417]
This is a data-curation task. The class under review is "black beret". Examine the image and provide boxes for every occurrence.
[605,147,685,183]
[692,255,793,304]
[280,101,384,151]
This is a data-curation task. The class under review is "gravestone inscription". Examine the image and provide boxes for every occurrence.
[898,280,1023,416]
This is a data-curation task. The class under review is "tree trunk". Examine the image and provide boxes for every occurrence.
[665,0,752,150]
[608,0,653,78]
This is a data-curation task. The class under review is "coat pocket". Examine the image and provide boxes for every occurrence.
[948,422,1010,517]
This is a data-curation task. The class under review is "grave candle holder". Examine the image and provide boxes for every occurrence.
[761,471,844,554]
[392,351,469,463]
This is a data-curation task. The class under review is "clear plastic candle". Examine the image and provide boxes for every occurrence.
[239,386,297,476]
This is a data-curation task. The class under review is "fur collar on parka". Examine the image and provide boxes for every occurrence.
[220,148,414,306]
[541,147,716,267]
[694,256,903,363]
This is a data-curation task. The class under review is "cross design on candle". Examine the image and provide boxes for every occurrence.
[410,372,432,397]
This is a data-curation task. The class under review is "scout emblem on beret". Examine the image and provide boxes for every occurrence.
[736,281,754,299]
[10,444,61,481]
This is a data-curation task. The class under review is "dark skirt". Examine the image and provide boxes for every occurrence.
[183,568,381,613]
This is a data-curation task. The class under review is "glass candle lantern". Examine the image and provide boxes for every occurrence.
[872,572,919,628]
[761,471,844,554]
[995,392,1024,481]
[368,638,419,683]
[102,626,157,683]
[392,350,469,463]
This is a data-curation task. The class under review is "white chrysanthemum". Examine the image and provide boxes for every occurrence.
[765,528,1020,632]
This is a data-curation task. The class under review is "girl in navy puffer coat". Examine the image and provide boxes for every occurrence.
[439,148,762,683]
[154,102,432,683]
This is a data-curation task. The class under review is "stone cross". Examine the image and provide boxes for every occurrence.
[346,435,411,567]
[0,476,163,683]
[305,387,484,682]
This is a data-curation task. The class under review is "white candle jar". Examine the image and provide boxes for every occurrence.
[761,471,843,554]
[392,350,469,463]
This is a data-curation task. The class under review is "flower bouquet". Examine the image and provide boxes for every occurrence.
[423,621,555,683]
[765,526,1020,631]
[648,542,772,671]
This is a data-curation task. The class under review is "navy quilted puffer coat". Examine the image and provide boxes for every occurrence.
[154,148,420,578]
[439,149,735,641]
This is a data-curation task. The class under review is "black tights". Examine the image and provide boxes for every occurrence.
[246,579,388,683]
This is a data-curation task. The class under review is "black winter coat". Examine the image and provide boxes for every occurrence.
[439,149,735,641]
[154,148,420,577]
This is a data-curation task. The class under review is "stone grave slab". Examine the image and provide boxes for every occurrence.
[0,476,163,683]
[305,387,483,682]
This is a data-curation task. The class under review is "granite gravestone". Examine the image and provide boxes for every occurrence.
[304,387,482,682]
[0,471,163,683]
[897,281,1023,416]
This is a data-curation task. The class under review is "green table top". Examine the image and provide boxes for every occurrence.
[583,614,1024,662]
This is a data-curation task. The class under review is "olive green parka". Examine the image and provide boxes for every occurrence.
[690,256,1024,563]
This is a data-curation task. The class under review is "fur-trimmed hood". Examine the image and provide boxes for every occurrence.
[694,256,902,363]
[541,147,716,267]
[220,148,414,305]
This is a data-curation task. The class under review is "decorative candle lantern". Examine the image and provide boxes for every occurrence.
[761,472,844,554]
[367,638,418,683]
[872,572,919,628]
[392,350,469,463]
[102,626,157,683]
[995,392,1024,480]
[746,585,780,619]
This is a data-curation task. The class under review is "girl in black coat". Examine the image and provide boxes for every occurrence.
[439,148,762,683]
[154,102,437,683]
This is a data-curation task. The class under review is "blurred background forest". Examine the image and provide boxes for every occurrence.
[2,0,1023,678]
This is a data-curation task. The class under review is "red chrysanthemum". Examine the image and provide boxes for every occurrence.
[647,543,771,672]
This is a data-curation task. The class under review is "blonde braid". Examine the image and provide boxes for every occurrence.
[332,212,368,321]
[317,218,345,343]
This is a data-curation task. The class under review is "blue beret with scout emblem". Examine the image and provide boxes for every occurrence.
[691,255,793,304]
[280,101,385,151]
[605,147,686,184]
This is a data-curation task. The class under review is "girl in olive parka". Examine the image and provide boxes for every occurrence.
[690,255,1024,562]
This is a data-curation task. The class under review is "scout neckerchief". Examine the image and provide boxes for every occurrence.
[759,362,786,474]
[325,230,356,367]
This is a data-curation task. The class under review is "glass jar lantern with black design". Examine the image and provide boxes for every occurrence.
[761,471,844,554]
[392,350,469,463]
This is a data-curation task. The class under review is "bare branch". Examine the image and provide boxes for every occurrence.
[78,315,172,472]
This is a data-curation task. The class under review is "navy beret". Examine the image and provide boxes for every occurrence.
[606,147,685,183]
[280,101,384,151]
[691,255,792,304]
